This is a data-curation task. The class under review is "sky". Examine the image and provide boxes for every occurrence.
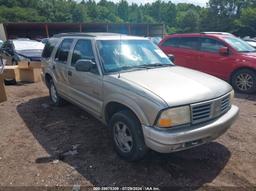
[77,0,208,7]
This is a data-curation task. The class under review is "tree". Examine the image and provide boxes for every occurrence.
[118,0,128,21]
[71,4,88,22]
[176,9,200,32]
[234,7,256,36]
[0,6,46,22]
[0,0,255,37]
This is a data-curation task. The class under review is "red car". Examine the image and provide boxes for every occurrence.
[159,32,256,94]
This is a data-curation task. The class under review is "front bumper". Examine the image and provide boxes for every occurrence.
[142,105,239,153]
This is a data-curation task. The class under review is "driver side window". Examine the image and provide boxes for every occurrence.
[71,39,97,74]
[200,38,225,53]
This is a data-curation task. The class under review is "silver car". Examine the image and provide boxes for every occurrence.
[41,33,239,161]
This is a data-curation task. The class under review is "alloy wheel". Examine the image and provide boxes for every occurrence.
[113,122,133,153]
[235,73,254,91]
[50,84,58,103]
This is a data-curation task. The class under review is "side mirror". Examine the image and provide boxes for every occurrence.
[167,54,175,62]
[219,47,229,56]
[75,59,95,72]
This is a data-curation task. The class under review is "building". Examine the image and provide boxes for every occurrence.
[0,22,165,41]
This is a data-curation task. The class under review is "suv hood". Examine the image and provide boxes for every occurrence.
[118,66,232,106]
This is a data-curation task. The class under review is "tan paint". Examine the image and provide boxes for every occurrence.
[0,24,7,41]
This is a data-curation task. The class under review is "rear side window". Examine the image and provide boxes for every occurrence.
[200,38,225,53]
[178,37,200,50]
[55,38,73,63]
[42,38,58,59]
[161,38,179,47]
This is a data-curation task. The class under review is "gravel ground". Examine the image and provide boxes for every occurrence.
[0,82,255,190]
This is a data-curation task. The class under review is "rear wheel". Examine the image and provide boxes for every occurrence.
[49,80,65,106]
[109,110,148,161]
[231,69,256,94]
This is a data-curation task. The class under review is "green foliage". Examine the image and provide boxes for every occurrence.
[0,6,45,22]
[234,7,256,36]
[176,9,199,32]
[0,0,255,36]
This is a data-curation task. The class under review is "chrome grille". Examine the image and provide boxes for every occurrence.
[221,96,230,112]
[191,94,231,125]
[191,102,212,124]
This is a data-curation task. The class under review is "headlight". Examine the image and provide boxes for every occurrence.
[156,106,191,128]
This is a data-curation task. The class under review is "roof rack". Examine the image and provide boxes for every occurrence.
[53,32,126,38]
[200,32,233,35]
[53,32,95,38]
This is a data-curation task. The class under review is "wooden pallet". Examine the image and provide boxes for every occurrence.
[0,74,7,103]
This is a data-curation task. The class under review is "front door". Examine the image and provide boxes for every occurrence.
[160,37,201,70]
[67,39,103,117]
[198,37,230,80]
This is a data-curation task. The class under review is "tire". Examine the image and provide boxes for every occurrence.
[109,110,148,161]
[12,60,18,65]
[231,69,256,94]
[49,80,65,106]
[4,79,17,85]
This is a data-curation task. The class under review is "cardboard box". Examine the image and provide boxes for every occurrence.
[3,65,20,82]
[29,61,42,68]
[0,74,7,103]
[3,65,42,83]
[18,61,29,69]
[18,61,42,69]
[19,68,42,82]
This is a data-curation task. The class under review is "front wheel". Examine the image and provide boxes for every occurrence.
[49,80,65,106]
[231,69,256,94]
[109,110,148,161]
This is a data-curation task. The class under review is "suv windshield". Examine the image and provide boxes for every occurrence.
[224,37,256,52]
[97,39,172,73]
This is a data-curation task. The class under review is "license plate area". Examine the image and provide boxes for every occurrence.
[185,139,203,147]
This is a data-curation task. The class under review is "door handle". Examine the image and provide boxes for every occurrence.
[68,71,72,76]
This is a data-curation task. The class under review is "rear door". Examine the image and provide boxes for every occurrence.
[160,37,184,65]
[160,37,201,69]
[52,38,74,94]
[67,39,103,117]
[175,37,201,69]
[198,37,230,79]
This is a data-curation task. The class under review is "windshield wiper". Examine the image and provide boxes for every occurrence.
[240,50,256,53]
[109,64,172,73]
[142,63,173,68]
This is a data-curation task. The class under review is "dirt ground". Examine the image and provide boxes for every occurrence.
[0,82,255,190]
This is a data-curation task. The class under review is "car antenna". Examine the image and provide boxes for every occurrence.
[118,34,121,78]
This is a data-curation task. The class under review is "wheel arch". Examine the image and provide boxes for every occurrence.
[45,73,52,88]
[229,67,256,82]
[104,100,149,126]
